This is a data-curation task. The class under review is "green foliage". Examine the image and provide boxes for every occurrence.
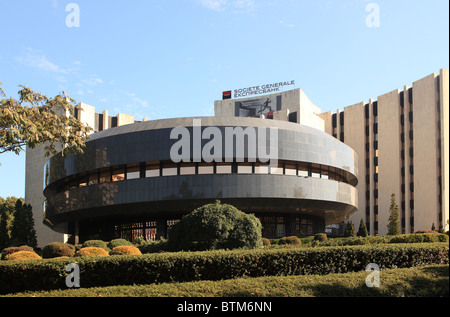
[109,246,141,256]
[138,238,168,254]
[107,239,133,250]
[4,251,41,261]
[0,197,24,250]
[344,221,356,237]
[279,236,301,246]
[261,238,271,247]
[314,233,328,241]
[9,200,37,248]
[82,240,110,251]
[388,193,400,235]
[357,219,368,237]
[75,247,109,257]
[42,242,75,259]
[0,243,447,294]
[1,246,34,260]
[167,201,262,251]
[0,83,92,157]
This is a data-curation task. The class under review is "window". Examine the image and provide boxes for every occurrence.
[127,163,140,180]
[180,163,196,175]
[255,163,269,174]
[112,168,125,182]
[269,163,283,175]
[285,163,297,176]
[162,162,177,176]
[99,170,111,184]
[146,162,160,177]
[238,163,253,174]
[216,162,232,174]
[88,172,98,185]
[198,162,214,174]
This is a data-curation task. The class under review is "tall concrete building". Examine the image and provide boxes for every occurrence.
[318,68,449,235]
[26,69,448,247]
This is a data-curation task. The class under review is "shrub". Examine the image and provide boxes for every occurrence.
[4,251,41,261]
[107,239,133,250]
[261,238,271,247]
[0,243,447,294]
[167,201,262,251]
[42,242,75,259]
[109,246,142,256]
[279,236,301,246]
[314,233,328,241]
[139,238,168,254]
[75,247,109,257]
[416,230,439,234]
[82,240,110,251]
[1,246,34,260]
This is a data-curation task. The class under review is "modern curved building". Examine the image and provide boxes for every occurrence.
[42,116,358,242]
[26,69,448,247]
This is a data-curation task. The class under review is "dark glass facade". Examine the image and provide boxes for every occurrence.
[43,117,358,241]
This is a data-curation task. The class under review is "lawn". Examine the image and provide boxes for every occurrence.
[3,264,448,297]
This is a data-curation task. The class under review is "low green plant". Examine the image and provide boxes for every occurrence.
[42,242,75,259]
[82,240,110,251]
[109,246,141,256]
[4,251,41,261]
[278,236,301,246]
[314,233,327,241]
[107,239,133,250]
[1,246,34,260]
[75,247,109,257]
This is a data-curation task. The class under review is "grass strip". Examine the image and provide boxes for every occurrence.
[4,264,448,297]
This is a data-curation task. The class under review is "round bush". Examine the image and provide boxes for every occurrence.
[75,247,109,257]
[42,242,75,259]
[107,239,133,250]
[261,238,271,247]
[82,240,110,251]
[1,246,34,260]
[279,236,301,246]
[314,233,328,241]
[109,245,142,256]
[5,251,41,261]
[168,201,263,251]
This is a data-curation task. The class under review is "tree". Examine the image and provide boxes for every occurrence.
[168,201,263,251]
[387,193,400,235]
[344,220,356,237]
[0,82,92,158]
[357,218,369,237]
[0,207,10,250]
[10,199,37,248]
[0,196,21,250]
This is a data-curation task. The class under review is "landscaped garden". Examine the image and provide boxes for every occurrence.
[0,202,448,297]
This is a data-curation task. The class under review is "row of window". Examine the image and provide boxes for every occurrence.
[48,160,353,194]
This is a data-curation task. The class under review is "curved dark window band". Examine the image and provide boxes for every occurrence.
[44,159,357,196]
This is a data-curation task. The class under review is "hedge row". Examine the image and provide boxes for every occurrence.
[269,233,449,247]
[0,242,447,294]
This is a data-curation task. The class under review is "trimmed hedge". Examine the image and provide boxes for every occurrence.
[75,247,109,257]
[0,242,447,294]
[109,246,141,256]
[4,251,41,261]
[1,246,34,260]
[42,243,75,259]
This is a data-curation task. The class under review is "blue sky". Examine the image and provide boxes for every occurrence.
[0,0,449,198]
